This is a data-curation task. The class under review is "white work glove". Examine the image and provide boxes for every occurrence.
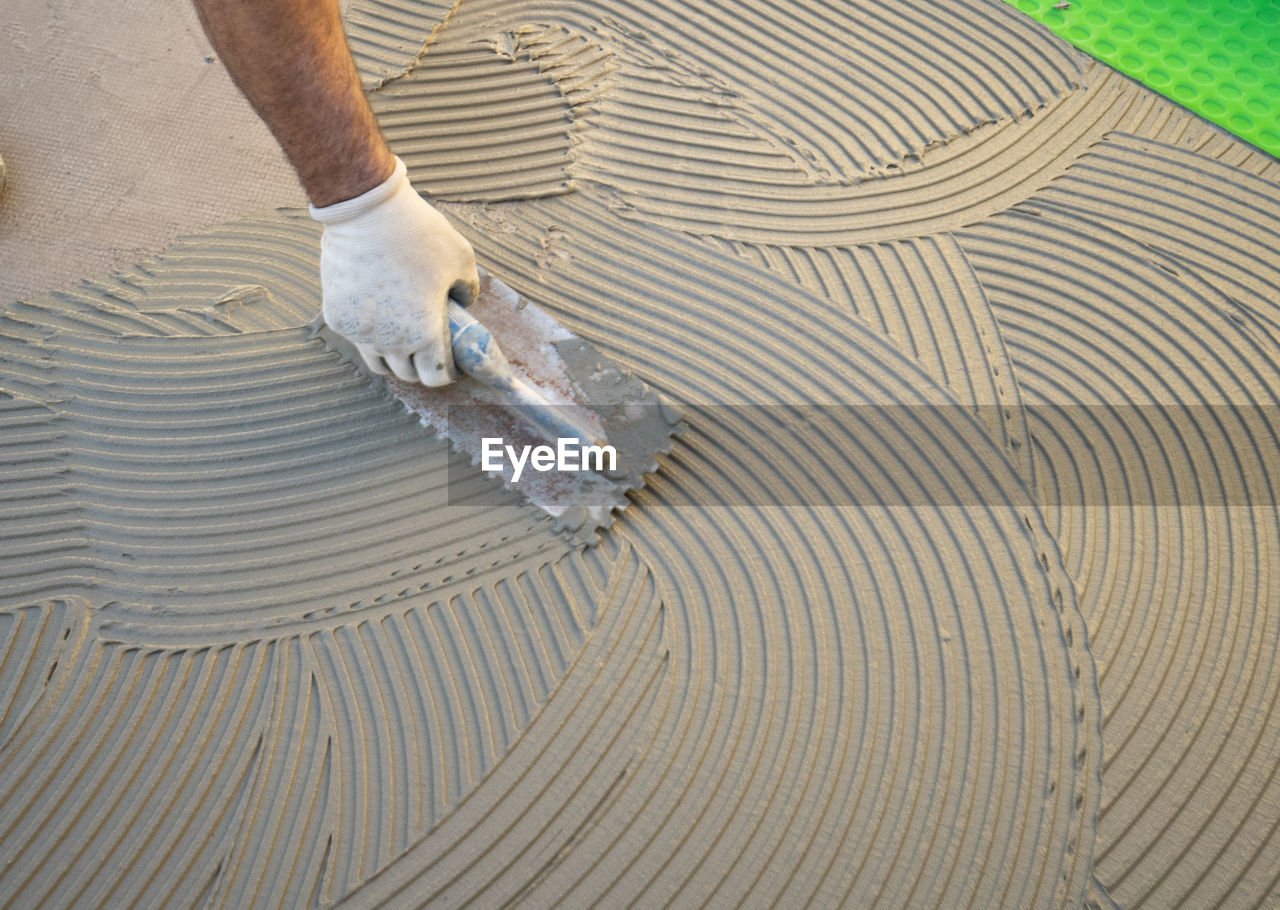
[310,156,479,386]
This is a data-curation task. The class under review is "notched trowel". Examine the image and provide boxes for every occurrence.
[310,270,684,544]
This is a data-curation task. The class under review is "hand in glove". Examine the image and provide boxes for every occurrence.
[310,157,478,386]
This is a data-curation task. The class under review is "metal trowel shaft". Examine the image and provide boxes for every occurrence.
[447,300,605,447]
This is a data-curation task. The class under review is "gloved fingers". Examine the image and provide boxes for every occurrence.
[412,350,454,387]
[449,276,479,307]
[312,158,477,389]
[382,353,419,383]
[355,343,389,376]
[412,305,456,387]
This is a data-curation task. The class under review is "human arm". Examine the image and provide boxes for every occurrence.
[192,0,477,384]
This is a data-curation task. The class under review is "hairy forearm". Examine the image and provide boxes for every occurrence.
[193,0,394,205]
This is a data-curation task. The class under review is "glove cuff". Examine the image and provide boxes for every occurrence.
[308,157,408,225]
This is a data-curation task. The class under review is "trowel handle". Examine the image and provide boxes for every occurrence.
[446,297,475,336]
[447,298,510,385]
[445,298,605,448]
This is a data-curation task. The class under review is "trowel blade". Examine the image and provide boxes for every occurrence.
[310,270,684,544]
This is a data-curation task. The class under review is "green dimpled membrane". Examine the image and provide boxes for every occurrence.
[1010,0,1280,157]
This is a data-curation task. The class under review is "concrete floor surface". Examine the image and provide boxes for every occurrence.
[2,1,1280,908]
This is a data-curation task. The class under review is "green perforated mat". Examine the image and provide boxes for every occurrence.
[1010,0,1280,157]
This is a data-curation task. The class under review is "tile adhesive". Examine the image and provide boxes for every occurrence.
[1,0,1279,907]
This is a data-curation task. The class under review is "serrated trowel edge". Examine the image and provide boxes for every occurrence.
[307,312,685,546]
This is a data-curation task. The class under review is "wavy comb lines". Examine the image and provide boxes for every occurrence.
[373,42,576,201]
[960,199,1280,909]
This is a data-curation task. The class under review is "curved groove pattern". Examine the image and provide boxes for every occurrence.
[348,0,1111,239]
[0,213,323,342]
[702,232,1035,482]
[6,0,1280,905]
[578,65,1167,243]
[395,2,1169,245]
[0,392,91,606]
[372,41,577,201]
[0,639,290,908]
[413,190,1102,908]
[0,193,1103,907]
[508,24,615,112]
[0,324,573,635]
[958,198,1280,908]
[345,0,455,88]
[1026,133,1280,344]
[1122,98,1280,182]
[339,535,670,908]
[0,599,93,752]
[349,0,1084,187]
[472,0,1082,178]
[0,541,636,907]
